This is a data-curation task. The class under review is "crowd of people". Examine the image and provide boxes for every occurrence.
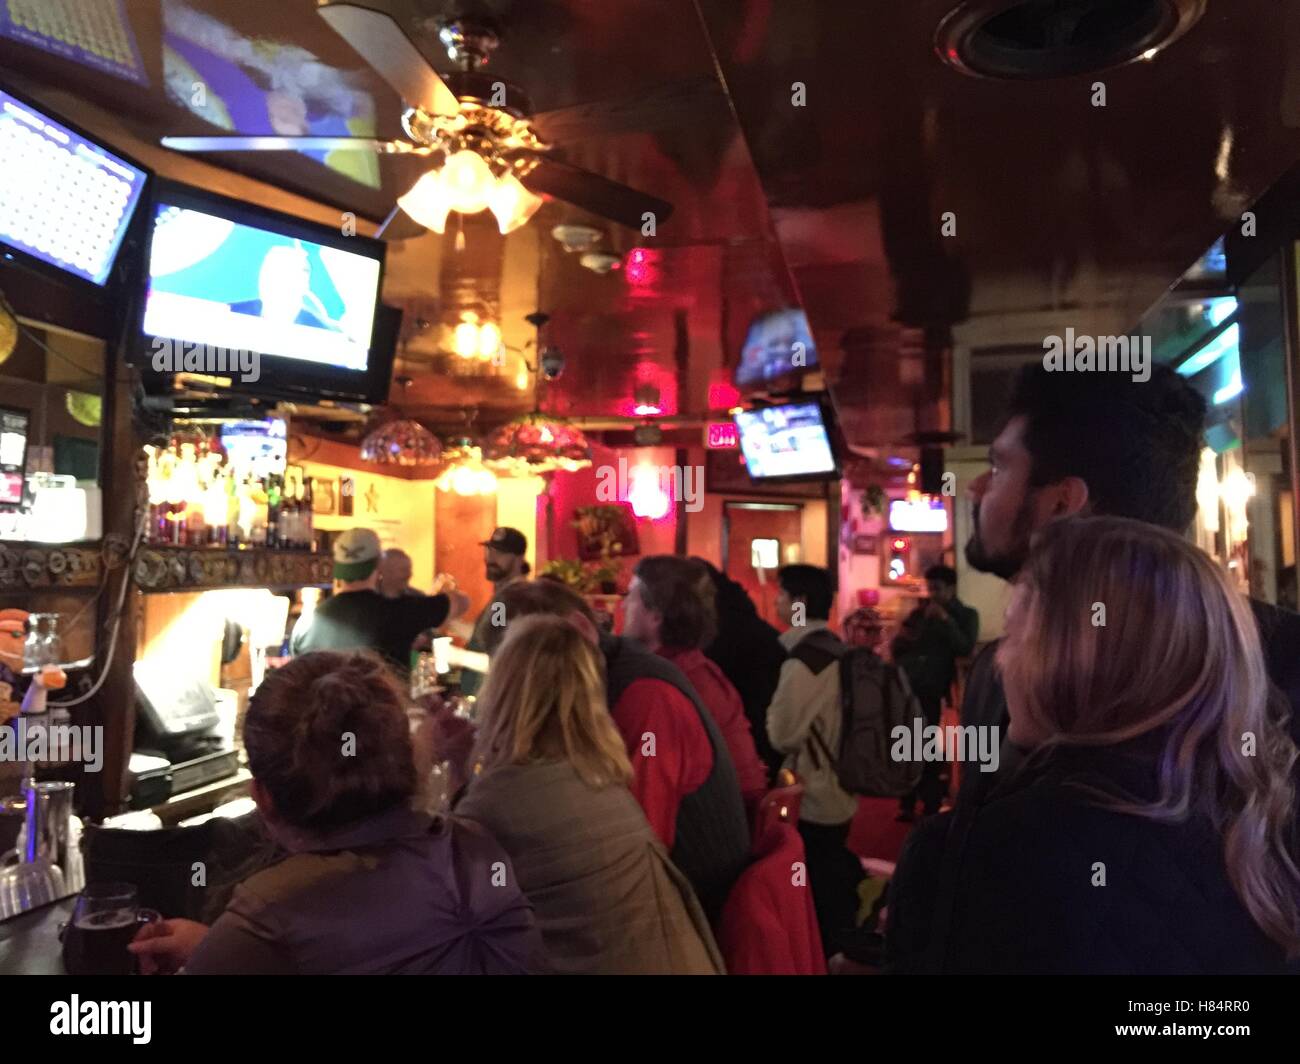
[129,362,1300,975]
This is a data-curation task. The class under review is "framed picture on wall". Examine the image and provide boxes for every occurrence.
[311,477,335,515]
[573,503,640,561]
[339,476,354,517]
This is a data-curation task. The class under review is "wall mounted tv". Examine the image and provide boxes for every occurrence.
[136,180,391,403]
[735,307,819,389]
[889,496,948,534]
[0,84,147,286]
[735,400,838,481]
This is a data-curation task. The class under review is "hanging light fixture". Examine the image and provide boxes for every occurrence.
[0,303,17,365]
[435,438,498,495]
[483,412,592,477]
[450,311,503,361]
[358,375,444,467]
[359,418,443,467]
[481,310,591,477]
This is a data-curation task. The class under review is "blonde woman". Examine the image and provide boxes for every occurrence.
[455,614,725,975]
[889,516,1299,973]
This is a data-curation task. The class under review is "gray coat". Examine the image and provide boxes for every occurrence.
[457,760,725,975]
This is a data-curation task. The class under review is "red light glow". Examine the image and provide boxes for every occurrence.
[627,464,671,520]
[706,422,739,449]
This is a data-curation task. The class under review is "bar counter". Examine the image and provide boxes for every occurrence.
[0,896,75,975]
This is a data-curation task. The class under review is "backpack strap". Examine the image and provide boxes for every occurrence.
[788,629,843,675]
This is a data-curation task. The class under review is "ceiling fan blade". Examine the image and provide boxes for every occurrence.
[375,206,428,242]
[520,157,674,230]
[318,2,459,117]
[531,75,730,143]
[161,135,412,153]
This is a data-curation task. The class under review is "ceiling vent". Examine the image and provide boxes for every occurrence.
[936,0,1205,79]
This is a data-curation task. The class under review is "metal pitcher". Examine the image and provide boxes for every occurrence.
[0,781,82,919]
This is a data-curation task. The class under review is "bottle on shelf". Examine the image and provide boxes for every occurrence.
[302,477,315,552]
[266,474,281,549]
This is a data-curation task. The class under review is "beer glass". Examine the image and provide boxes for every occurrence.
[61,882,160,975]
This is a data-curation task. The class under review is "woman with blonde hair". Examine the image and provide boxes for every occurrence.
[455,614,725,974]
[889,516,1299,973]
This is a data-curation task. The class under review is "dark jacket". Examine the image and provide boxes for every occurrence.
[888,741,1289,974]
[704,571,786,778]
[958,596,1300,808]
[601,633,751,922]
[185,807,543,974]
[893,597,979,703]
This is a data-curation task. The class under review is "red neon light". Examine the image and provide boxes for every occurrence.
[706,422,739,449]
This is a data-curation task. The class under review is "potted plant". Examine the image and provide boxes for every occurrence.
[587,551,623,595]
[538,557,590,591]
[572,504,639,561]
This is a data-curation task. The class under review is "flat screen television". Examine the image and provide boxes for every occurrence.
[889,496,948,533]
[736,307,819,389]
[220,418,288,478]
[0,84,147,286]
[735,400,838,481]
[137,180,391,403]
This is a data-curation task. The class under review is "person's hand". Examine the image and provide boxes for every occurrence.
[128,918,210,974]
[412,695,477,784]
[445,589,471,621]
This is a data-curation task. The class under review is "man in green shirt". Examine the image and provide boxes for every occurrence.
[891,564,980,820]
[291,528,467,674]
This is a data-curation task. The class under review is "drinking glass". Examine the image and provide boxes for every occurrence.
[61,882,160,975]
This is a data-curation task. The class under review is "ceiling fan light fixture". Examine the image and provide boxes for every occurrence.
[398,170,452,233]
[441,149,496,214]
[490,172,545,234]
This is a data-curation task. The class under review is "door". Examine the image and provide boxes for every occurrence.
[723,502,803,629]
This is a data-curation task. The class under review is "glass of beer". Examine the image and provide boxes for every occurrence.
[61,883,159,975]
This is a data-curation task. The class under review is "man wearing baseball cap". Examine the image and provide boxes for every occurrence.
[290,528,469,671]
[458,527,531,697]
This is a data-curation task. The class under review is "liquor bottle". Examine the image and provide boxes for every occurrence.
[302,478,314,552]
[280,475,298,549]
[285,481,302,549]
[252,476,268,547]
[165,445,186,547]
[225,468,240,547]
[291,481,305,546]
[267,474,282,549]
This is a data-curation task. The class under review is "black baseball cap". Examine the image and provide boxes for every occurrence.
[480,527,527,556]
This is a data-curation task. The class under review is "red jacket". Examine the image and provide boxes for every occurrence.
[659,646,770,805]
[717,821,827,975]
[609,677,712,849]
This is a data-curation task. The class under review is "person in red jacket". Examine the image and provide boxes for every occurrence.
[624,556,770,812]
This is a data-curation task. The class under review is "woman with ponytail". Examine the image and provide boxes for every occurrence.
[889,516,1300,973]
[130,651,542,975]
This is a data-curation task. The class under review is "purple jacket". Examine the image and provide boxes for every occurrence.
[186,807,542,974]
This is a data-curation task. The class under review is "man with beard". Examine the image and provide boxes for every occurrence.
[459,527,531,697]
[958,362,1300,807]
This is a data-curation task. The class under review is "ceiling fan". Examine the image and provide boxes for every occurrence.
[159,2,674,240]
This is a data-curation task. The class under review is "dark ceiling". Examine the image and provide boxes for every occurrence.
[4,0,1300,448]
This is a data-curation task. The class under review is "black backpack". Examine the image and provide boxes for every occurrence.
[789,628,924,798]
